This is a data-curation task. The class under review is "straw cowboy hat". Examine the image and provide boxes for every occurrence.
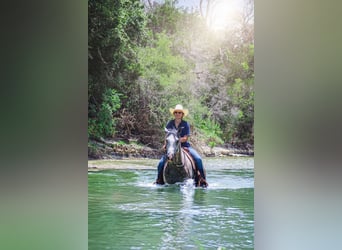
[169,104,189,117]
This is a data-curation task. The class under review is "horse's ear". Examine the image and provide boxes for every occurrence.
[164,127,169,133]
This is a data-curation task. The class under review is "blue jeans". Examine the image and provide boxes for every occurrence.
[157,147,206,179]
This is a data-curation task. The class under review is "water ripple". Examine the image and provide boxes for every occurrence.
[89,157,254,250]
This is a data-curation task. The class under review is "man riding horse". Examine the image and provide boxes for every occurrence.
[154,104,208,187]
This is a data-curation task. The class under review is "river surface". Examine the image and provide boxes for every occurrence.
[88,157,254,250]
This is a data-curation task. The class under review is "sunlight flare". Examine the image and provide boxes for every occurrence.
[208,0,242,30]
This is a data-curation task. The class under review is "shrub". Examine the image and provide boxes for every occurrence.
[88,89,122,139]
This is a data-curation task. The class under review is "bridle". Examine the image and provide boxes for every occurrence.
[165,129,181,162]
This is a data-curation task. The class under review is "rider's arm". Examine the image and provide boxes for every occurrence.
[180,121,190,143]
[180,135,188,143]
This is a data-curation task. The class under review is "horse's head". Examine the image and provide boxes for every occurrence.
[165,128,180,161]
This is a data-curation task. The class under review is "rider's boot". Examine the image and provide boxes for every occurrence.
[195,168,208,188]
[199,176,208,188]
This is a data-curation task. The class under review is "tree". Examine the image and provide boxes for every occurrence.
[88,0,147,139]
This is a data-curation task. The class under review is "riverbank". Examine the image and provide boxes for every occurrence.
[89,156,254,173]
[88,158,158,171]
[88,138,253,161]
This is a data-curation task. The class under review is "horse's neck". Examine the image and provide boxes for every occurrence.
[174,142,182,164]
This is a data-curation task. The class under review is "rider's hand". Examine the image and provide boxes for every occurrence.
[180,136,188,143]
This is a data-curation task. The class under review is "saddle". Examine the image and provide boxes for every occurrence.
[182,147,190,153]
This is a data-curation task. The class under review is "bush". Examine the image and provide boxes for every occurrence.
[193,113,224,147]
[88,89,122,139]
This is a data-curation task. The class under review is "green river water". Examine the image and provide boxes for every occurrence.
[88,157,254,250]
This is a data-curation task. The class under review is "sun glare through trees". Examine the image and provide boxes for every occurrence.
[207,0,242,31]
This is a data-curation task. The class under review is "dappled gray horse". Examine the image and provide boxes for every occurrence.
[163,128,206,186]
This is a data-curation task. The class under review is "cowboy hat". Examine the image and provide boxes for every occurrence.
[169,104,189,117]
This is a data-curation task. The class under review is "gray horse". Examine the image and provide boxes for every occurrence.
[163,128,206,186]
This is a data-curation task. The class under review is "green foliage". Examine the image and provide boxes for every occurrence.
[88,0,254,150]
[88,0,147,130]
[147,0,182,34]
[88,118,100,139]
[88,141,101,158]
[117,140,126,145]
[88,0,148,140]
[201,29,254,146]
[136,31,193,139]
[193,113,224,148]
[226,78,254,145]
[138,32,189,87]
[102,88,122,111]
[88,89,122,139]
